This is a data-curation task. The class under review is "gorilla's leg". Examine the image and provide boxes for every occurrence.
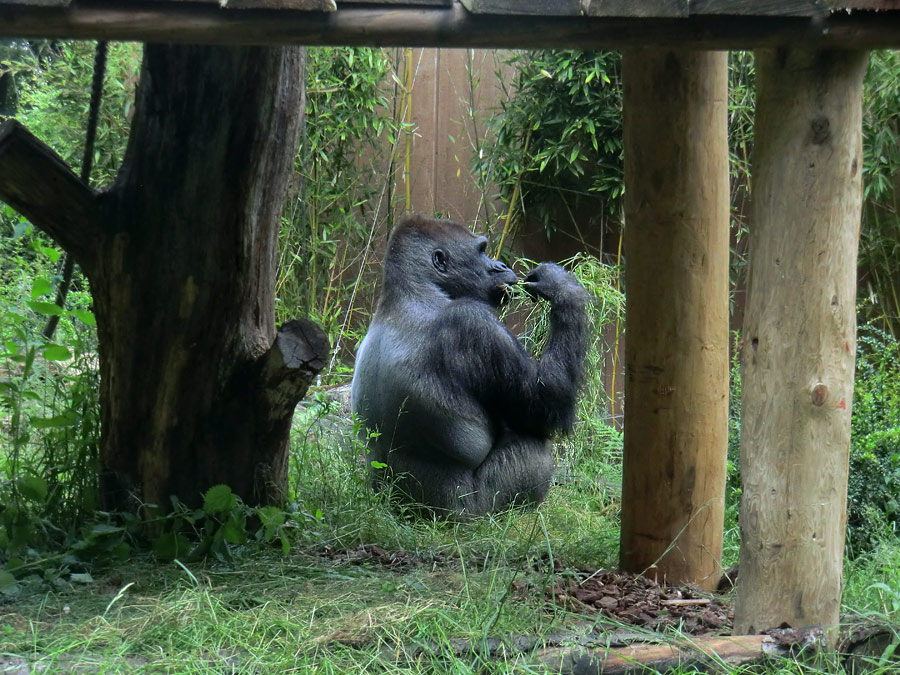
[469,438,554,515]
[377,440,553,517]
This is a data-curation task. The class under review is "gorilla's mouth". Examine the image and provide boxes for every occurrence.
[493,282,515,306]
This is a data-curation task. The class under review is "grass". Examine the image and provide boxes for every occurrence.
[2,397,899,674]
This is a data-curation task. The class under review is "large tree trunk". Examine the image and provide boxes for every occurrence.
[0,45,328,510]
[734,49,867,636]
[619,49,729,590]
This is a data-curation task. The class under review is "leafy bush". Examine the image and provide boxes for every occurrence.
[859,51,900,336]
[0,41,141,593]
[476,50,624,241]
[847,325,900,555]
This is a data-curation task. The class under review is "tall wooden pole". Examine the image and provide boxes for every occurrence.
[619,50,729,590]
[734,49,867,635]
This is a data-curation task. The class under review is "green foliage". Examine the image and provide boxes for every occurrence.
[859,50,900,335]
[500,254,625,506]
[722,333,743,567]
[8,41,141,184]
[847,324,900,555]
[0,248,104,595]
[276,47,399,348]
[477,50,624,239]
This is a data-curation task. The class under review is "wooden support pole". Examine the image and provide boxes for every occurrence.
[619,50,729,590]
[734,49,868,636]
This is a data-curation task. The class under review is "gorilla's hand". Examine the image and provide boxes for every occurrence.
[523,263,587,305]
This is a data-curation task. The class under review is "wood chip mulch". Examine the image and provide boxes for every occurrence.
[317,543,457,571]
[545,568,734,636]
[319,545,735,636]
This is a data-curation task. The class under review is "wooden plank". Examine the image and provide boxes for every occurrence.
[834,0,900,8]
[2,2,900,48]
[148,0,336,8]
[583,0,827,16]
[0,0,69,6]
[223,0,336,9]
[461,0,582,15]
[345,0,454,5]
[582,0,687,17]
[690,0,825,15]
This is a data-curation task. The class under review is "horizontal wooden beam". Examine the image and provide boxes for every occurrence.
[1,1,900,48]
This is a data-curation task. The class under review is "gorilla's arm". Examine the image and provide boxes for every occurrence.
[440,264,589,437]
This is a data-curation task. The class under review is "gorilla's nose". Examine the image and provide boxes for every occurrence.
[492,260,517,281]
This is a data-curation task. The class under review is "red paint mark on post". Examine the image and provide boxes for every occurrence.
[837,399,847,410]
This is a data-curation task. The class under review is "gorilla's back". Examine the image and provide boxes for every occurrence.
[351,319,493,470]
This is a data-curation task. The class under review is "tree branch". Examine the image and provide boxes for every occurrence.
[259,318,331,419]
[0,120,100,271]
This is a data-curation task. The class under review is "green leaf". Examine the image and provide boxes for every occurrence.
[0,570,16,592]
[257,506,285,530]
[26,301,63,317]
[11,221,30,238]
[70,572,94,584]
[40,246,61,262]
[203,484,236,514]
[154,532,191,561]
[370,460,388,469]
[31,411,77,429]
[89,523,124,536]
[17,475,48,503]
[42,344,71,361]
[221,517,247,545]
[71,309,96,326]
[30,277,52,299]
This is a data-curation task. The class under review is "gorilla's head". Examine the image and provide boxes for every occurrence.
[384,215,518,308]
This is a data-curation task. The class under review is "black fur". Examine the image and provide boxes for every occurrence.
[350,214,589,516]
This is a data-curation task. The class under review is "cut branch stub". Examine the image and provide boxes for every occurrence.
[260,318,330,419]
[0,119,99,272]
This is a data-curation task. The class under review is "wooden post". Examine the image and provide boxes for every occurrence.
[734,49,868,635]
[619,50,729,590]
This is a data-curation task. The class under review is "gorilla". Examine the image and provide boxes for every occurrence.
[351,214,589,517]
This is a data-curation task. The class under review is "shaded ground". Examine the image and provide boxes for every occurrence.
[320,543,734,637]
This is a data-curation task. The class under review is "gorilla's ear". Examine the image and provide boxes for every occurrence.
[432,249,449,273]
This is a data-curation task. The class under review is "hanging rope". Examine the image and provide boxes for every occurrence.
[43,41,108,340]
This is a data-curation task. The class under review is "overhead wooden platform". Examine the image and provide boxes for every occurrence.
[1,0,900,48]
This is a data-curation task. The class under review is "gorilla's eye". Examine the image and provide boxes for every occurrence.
[432,249,449,272]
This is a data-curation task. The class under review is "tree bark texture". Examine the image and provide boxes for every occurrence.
[734,49,867,635]
[0,45,329,510]
[619,50,729,590]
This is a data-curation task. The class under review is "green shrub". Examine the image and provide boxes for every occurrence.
[847,324,900,555]
[476,49,624,240]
